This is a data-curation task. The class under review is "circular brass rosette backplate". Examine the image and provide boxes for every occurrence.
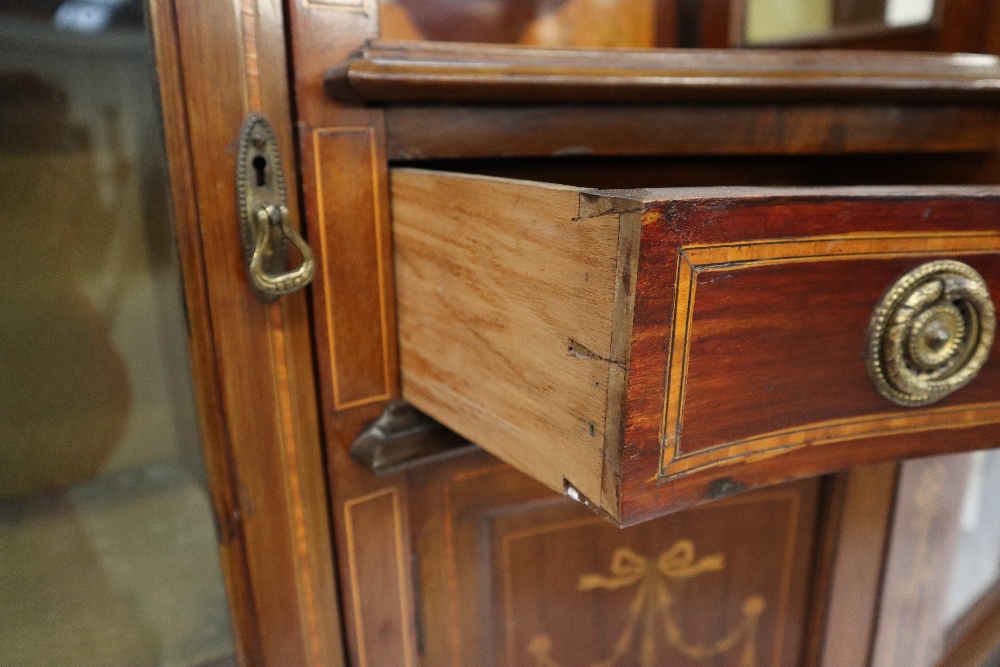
[866,260,996,407]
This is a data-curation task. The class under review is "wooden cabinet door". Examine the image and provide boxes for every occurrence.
[407,453,821,667]
[146,1,345,666]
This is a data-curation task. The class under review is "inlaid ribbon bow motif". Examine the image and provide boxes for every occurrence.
[528,540,766,667]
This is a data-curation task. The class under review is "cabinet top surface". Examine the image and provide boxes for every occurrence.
[326,40,1000,105]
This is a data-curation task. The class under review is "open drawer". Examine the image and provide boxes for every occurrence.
[391,169,1000,526]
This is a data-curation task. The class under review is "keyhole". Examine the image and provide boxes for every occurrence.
[252,155,267,187]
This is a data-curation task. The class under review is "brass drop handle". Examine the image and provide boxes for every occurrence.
[237,113,316,302]
[248,204,316,298]
[866,260,996,407]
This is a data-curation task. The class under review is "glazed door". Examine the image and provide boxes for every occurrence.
[144,1,347,665]
[0,8,235,665]
[0,2,349,667]
[2,1,347,666]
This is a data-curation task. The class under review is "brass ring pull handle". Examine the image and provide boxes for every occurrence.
[866,260,996,407]
[249,204,316,298]
[237,113,315,302]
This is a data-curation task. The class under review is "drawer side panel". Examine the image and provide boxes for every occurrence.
[392,169,623,513]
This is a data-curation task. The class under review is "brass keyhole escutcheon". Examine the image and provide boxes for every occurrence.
[236,113,315,302]
[866,260,996,407]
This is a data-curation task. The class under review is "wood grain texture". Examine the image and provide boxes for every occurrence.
[664,247,1000,461]
[812,464,898,667]
[393,170,1000,524]
[284,2,418,666]
[253,4,347,664]
[155,6,1000,665]
[311,127,392,409]
[407,454,820,667]
[627,188,1000,523]
[384,104,1000,160]
[342,489,416,667]
[393,169,622,516]
[147,3,258,663]
[149,0,344,665]
[326,40,1000,105]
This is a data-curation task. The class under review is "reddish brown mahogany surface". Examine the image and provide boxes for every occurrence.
[625,189,1000,523]
[681,258,1000,454]
[284,2,419,666]
[142,1,1000,665]
[407,451,820,667]
[383,104,1000,161]
[326,40,1000,105]
[148,1,344,665]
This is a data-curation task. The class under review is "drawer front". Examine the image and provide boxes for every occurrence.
[669,255,999,462]
[392,169,1000,525]
[630,194,1000,522]
[658,234,1000,473]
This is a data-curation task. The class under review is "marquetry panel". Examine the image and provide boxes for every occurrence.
[409,455,819,667]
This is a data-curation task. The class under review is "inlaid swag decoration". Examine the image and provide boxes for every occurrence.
[528,540,766,667]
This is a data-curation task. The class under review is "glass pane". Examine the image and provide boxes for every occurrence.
[885,0,937,27]
[745,0,834,44]
[0,3,236,666]
[743,0,936,44]
[943,450,1000,629]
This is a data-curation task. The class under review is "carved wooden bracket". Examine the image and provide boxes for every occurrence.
[351,400,476,475]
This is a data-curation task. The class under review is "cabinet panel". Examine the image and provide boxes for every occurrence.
[410,455,820,667]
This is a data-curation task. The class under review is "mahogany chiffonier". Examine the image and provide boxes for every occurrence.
[311,39,1000,665]
[305,13,1000,667]
[42,1,1000,667]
